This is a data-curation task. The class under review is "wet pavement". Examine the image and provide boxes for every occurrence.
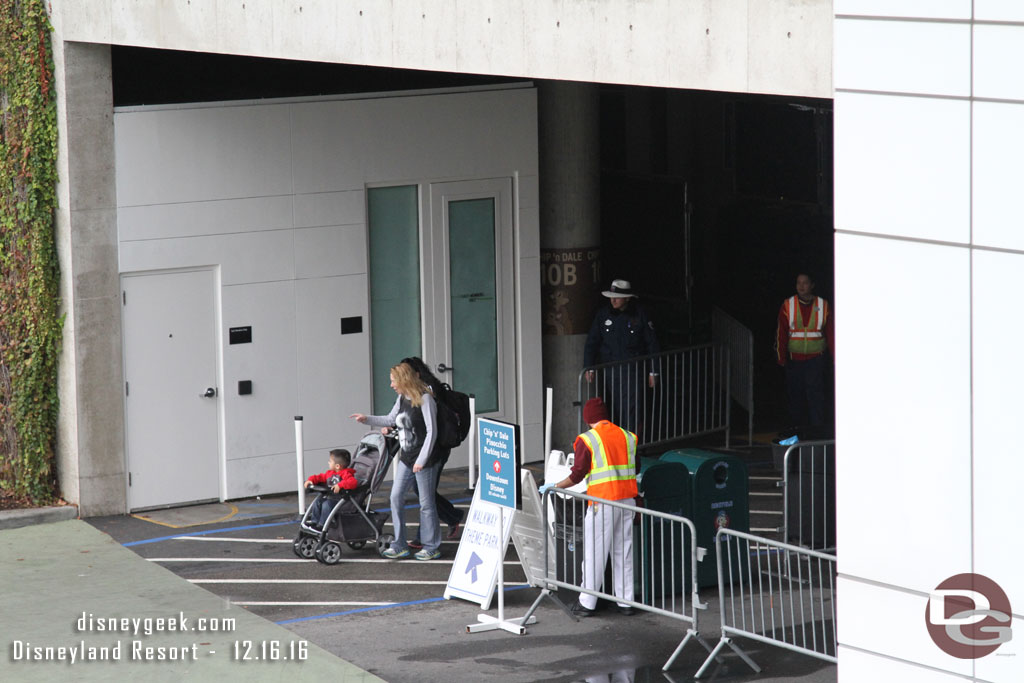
[1,447,838,682]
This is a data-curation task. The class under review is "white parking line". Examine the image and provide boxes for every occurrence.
[231,601,397,607]
[172,536,462,544]
[190,579,450,584]
[148,557,522,565]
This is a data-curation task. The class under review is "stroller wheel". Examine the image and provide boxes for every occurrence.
[347,540,367,550]
[293,535,317,559]
[376,533,395,558]
[316,541,343,565]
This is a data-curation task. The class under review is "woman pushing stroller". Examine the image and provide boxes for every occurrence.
[350,361,443,561]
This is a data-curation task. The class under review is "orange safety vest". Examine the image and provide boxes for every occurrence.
[786,295,827,357]
[576,421,639,501]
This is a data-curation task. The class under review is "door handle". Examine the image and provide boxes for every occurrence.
[201,387,217,398]
[436,363,453,373]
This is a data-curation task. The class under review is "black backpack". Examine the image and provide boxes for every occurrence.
[401,356,472,448]
[433,382,471,448]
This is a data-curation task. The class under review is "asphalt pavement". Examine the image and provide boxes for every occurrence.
[0,450,838,682]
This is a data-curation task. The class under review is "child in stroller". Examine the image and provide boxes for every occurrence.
[302,448,359,529]
[292,431,400,565]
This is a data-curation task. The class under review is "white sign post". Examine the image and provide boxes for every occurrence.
[447,417,535,635]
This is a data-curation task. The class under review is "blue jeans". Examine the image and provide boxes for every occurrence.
[310,496,339,527]
[390,459,440,553]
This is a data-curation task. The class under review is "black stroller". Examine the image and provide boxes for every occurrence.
[292,431,399,564]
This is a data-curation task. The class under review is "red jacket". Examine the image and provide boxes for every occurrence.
[307,467,358,491]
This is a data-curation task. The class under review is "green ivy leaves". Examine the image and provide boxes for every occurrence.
[0,0,61,503]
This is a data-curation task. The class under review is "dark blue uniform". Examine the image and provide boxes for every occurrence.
[583,302,659,433]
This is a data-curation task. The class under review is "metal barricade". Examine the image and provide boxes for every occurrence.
[524,488,715,671]
[711,306,753,446]
[578,345,731,449]
[777,440,836,552]
[696,528,837,678]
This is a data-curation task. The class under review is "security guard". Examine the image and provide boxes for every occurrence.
[541,397,638,617]
[583,279,660,433]
[775,272,834,428]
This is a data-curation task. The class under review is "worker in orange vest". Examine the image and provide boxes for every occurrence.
[775,272,835,429]
[541,397,638,617]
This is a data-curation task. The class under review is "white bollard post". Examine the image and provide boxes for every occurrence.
[467,395,477,490]
[295,416,305,516]
[544,385,553,460]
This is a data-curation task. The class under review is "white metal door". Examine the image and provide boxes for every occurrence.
[122,269,221,509]
[423,178,516,469]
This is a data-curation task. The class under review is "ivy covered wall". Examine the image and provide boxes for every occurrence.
[0,0,61,502]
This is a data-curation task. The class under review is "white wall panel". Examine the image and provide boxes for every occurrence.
[225,452,295,499]
[834,235,971,591]
[221,281,298,463]
[976,633,1024,681]
[290,89,538,195]
[834,93,970,243]
[834,19,969,96]
[115,104,293,206]
[973,102,1024,251]
[837,644,973,683]
[972,250,1024,626]
[975,0,1024,21]
[974,25,1024,101]
[295,275,372,455]
[294,226,367,279]
[293,191,365,229]
[116,87,540,499]
[118,196,293,242]
[119,230,295,286]
[834,0,970,20]
[836,578,972,677]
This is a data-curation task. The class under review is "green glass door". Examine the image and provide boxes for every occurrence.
[447,198,498,413]
[427,178,515,426]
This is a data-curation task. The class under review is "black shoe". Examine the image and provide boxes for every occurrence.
[570,600,597,618]
[446,522,461,540]
[617,605,636,616]
[407,538,423,550]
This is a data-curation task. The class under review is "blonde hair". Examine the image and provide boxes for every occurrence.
[390,362,429,406]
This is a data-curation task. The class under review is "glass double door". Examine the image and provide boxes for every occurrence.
[369,178,515,464]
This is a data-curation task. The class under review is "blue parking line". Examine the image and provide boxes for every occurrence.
[122,520,298,546]
[275,584,533,625]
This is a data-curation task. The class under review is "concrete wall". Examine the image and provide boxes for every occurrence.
[53,42,125,516]
[834,2,1024,680]
[50,0,832,98]
[114,87,541,501]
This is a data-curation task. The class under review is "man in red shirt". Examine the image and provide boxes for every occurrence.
[775,273,834,429]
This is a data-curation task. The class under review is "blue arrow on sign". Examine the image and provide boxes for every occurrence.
[465,552,484,583]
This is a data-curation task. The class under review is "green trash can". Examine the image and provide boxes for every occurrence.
[634,457,692,600]
[660,448,749,588]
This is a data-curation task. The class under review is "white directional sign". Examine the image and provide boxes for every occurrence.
[444,485,516,609]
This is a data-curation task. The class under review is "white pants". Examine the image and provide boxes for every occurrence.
[580,498,635,610]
